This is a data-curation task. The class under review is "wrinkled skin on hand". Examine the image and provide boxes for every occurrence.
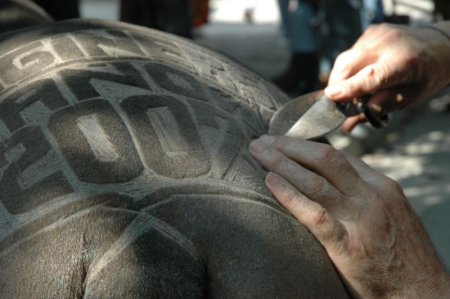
[324,22,450,133]
[249,135,450,299]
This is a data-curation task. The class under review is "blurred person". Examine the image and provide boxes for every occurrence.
[319,0,363,71]
[433,0,450,20]
[360,0,384,29]
[274,0,365,94]
[120,0,193,38]
[243,0,261,24]
[31,0,79,20]
[0,0,51,32]
[273,0,320,94]
[191,0,209,27]
[250,21,450,298]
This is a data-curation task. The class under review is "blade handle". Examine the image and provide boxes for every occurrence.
[364,108,389,128]
[336,95,389,129]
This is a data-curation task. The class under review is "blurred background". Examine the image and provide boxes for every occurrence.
[76,0,442,77]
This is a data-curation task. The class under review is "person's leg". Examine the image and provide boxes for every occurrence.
[120,0,157,29]
[158,0,192,38]
[320,0,362,65]
[120,0,192,38]
[277,0,290,37]
[274,0,320,94]
[32,0,79,20]
[433,0,450,20]
[360,0,384,29]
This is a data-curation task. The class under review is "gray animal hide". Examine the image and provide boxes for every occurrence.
[0,19,350,298]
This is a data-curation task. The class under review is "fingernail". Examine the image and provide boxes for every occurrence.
[249,138,269,154]
[325,85,343,97]
[259,134,276,145]
[265,172,281,189]
[265,173,293,204]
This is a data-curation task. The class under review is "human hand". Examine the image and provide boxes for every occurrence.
[325,22,450,133]
[249,135,450,299]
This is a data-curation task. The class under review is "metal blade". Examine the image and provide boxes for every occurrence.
[285,95,346,140]
[268,90,322,136]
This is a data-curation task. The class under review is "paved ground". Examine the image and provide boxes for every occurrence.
[80,0,450,270]
[362,94,450,270]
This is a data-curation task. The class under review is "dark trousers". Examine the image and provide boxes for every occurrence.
[120,0,192,38]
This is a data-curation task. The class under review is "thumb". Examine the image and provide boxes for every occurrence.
[325,61,410,101]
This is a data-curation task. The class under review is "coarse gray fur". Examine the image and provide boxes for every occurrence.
[0,19,350,298]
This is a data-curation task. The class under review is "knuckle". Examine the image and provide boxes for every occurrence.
[367,23,392,38]
[361,24,382,39]
[384,177,402,193]
[310,207,328,226]
[366,64,389,88]
[269,155,292,174]
[283,190,300,207]
[271,136,304,158]
[316,144,338,163]
[269,155,285,170]
[308,176,328,195]
[335,50,351,67]
[269,135,281,144]
[377,23,402,40]
[271,135,289,149]
[403,49,419,65]
[364,24,379,36]
[388,27,403,40]
[280,186,296,202]
[279,188,304,211]
[369,176,404,205]
[333,149,347,162]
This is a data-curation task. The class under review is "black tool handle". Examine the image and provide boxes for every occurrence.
[360,95,388,128]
